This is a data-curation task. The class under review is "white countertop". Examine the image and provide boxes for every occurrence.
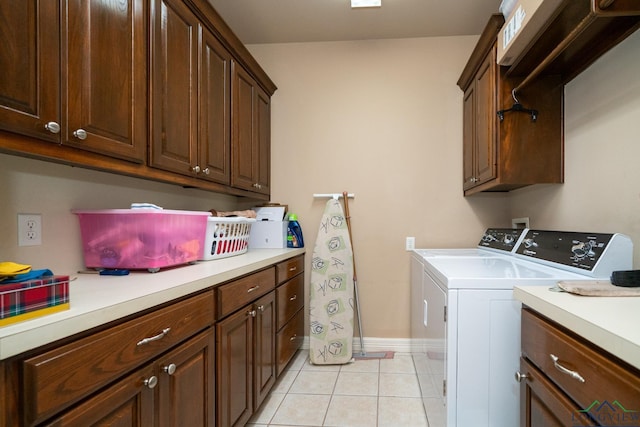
[0,248,305,360]
[514,285,640,371]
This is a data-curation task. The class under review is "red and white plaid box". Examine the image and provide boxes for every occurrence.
[0,275,70,326]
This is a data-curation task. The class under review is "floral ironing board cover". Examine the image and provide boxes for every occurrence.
[309,198,354,365]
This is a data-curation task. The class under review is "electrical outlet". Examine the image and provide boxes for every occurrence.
[405,236,415,251]
[18,214,42,246]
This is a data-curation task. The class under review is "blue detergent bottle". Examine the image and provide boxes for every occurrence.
[286,213,304,248]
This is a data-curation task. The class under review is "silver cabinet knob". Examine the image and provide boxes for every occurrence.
[257,305,265,312]
[202,168,210,175]
[252,183,263,189]
[44,121,60,134]
[163,363,177,375]
[514,371,529,383]
[73,129,87,140]
[190,165,201,173]
[247,309,257,317]
[144,375,158,389]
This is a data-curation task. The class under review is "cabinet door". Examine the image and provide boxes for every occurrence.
[64,0,147,162]
[45,365,155,427]
[158,329,215,427]
[150,0,199,175]
[255,86,271,195]
[199,28,231,185]
[254,292,276,410]
[0,0,60,143]
[519,358,596,427]
[462,85,475,190]
[231,62,257,192]
[473,48,497,186]
[217,305,253,427]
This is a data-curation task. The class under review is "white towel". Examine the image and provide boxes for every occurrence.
[309,199,354,364]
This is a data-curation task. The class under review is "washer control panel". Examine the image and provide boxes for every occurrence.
[514,229,632,275]
[477,228,528,253]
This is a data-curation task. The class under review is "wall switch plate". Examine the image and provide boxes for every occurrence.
[405,236,415,251]
[18,213,42,246]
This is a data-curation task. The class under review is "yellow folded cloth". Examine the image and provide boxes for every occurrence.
[0,261,32,277]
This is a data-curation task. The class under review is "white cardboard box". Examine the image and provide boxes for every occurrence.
[249,221,289,248]
[497,0,563,66]
[254,206,287,221]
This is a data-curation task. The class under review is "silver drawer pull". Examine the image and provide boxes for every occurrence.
[289,334,297,341]
[163,363,177,376]
[514,371,529,383]
[73,128,87,140]
[44,121,60,134]
[137,327,171,346]
[289,294,297,301]
[144,375,158,389]
[288,266,297,272]
[550,354,585,383]
[247,285,260,293]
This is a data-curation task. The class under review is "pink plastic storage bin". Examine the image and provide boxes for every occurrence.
[74,209,210,272]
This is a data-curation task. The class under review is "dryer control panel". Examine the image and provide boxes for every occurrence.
[514,230,633,277]
[477,228,528,253]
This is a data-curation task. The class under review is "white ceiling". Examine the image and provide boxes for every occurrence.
[207,0,502,45]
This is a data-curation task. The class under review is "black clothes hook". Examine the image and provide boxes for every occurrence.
[497,89,538,122]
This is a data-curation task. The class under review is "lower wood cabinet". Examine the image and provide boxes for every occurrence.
[0,255,304,427]
[518,308,640,427]
[215,255,305,427]
[216,277,277,427]
[44,329,215,427]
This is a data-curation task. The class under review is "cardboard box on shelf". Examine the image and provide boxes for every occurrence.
[250,205,288,249]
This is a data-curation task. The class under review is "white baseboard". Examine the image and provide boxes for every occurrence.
[301,336,413,354]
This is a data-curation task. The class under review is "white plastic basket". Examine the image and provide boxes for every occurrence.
[201,217,256,260]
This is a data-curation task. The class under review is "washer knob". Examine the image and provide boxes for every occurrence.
[571,241,594,259]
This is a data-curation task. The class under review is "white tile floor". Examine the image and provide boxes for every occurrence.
[246,350,443,427]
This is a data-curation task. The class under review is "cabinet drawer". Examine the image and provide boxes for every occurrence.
[521,308,640,412]
[276,274,304,330]
[519,358,596,427]
[276,308,304,376]
[22,290,214,425]
[217,268,275,319]
[276,255,304,284]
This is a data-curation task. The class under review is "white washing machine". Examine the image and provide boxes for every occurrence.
[411,229,633,427]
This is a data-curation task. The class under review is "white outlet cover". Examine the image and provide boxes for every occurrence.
[18,213,42,246]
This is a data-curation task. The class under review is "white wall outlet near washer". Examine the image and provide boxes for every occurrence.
[405,236,415,251]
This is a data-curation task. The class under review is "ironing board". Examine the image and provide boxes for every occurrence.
[309,199,354,364]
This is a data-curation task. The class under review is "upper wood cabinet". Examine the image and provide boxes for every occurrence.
[149,0,231,185]
[0,0,275,199]
[0,0,147,163]
[458,15,564,196]
[231,63,271,195]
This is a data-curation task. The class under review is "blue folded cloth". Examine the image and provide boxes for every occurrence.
[1,269,54,284]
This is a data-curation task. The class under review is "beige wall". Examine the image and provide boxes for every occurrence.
[248,37,510,339]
